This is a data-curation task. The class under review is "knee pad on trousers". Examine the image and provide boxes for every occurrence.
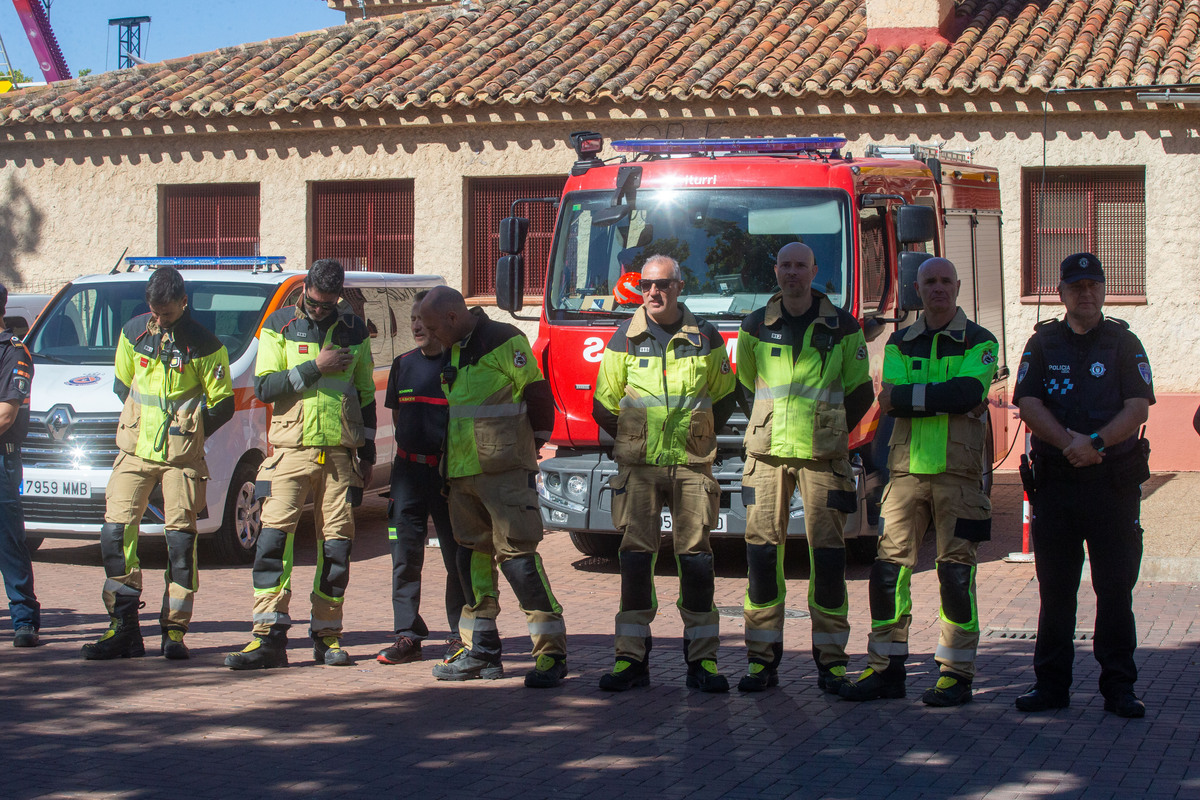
[811,547,847,611]
[253,527,290,590]
[619,550,655,611]
[100,522,129,578]
[869,560,903,621]
[500,554,556,613]
[458,547,497,605]
[746,543,781,606]
[677,552,715,613]
[937,561,975,625]
[163,530,197,588]
[318,539,353,599]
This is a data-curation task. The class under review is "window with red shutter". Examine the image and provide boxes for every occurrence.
[312,180,414,273]
[1023,168,1146,298]
[162,184,260,261]
[466,176,566,298]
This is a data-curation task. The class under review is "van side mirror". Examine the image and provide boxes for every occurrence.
[896,205,937,244]
[499,217,529,254]
[898,251,933,310]
[496,255,525,313]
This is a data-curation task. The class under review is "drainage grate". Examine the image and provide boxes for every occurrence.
[716,605,810,620]
[985,627,1093,641]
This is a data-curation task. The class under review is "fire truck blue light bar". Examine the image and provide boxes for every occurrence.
[126,257,287,268]
[610,137,848,154]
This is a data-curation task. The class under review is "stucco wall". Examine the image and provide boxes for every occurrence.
[0,98,1197,390]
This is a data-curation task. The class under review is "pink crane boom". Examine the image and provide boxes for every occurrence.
[11,0,71,82]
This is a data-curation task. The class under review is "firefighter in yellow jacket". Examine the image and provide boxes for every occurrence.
[82,267,234,661]
[419,286,568,688]
[225,259,375,670]
[593,256,738,693]
[735,242,874,693]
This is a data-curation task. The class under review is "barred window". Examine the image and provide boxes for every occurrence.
[466,176,566,298]
[312,180,414,273]
[162,184,260,259]
[1023,168,1146,297]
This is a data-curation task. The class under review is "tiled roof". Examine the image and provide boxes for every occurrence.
[4,0,1200,126]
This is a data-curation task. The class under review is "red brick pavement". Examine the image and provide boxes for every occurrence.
[2,473,1199,799]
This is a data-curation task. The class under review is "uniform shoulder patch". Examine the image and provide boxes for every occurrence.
[855,345,867,360]
[981,348,996,365]
[1139,362,1152,385]
[1017,361,1029,383]
[513,350,527,368]
[720,360,731,374]
[214,364,226,381]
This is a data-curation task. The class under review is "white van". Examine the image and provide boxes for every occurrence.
[20,257,443,562]
[4,293,52,339]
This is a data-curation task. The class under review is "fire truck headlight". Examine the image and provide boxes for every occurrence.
[566,475,588,500]
[550,509,568,524]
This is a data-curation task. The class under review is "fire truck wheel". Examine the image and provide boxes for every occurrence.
[210,459,263,565]
[568,531,620,559]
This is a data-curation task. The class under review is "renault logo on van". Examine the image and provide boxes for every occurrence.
[47,406,74,442]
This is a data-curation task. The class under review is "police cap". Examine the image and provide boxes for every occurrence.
[1060,252,1105,284]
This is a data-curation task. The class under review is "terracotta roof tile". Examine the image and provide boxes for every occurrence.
[4,0,1200,127]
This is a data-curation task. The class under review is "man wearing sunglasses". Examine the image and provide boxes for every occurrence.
[735,242,874,693]
[226,259,376,670]
[593,255,739,693]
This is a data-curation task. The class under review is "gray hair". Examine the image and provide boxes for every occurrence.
[643,255,683,282]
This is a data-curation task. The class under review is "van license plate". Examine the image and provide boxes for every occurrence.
[22,479,90,497]
[660,511,727,534]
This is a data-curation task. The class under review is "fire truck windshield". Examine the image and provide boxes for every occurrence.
[546,188,851,320]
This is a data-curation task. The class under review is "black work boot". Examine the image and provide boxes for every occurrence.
[313,635,352,666]
[922,671,973,707]
[524,654,569,688]
[737,661,779,693]
[686,659,730,693]
[81,617,145,660]
[161,628,190,660]
[840,664,907,701]
[817,663,851,695]
[225,632,289,670]
[599,657,650,691]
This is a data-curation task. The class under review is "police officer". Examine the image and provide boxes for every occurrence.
[736,242,874,693]
[1013,253,1153,718]
[419,286,568,688]
[840,258,998,705]
[593,255,738,693]
[225,259,376,670]
[376,290,467,665]
[82,267,234,661]
[0,282,39,648]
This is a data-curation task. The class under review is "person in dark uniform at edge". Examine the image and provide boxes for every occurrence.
[1013,252,1154,719]
[376,290,468,665]
[0,282,40,648]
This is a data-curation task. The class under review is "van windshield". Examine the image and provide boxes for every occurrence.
[28,281,276,365]
[546,188,852,320]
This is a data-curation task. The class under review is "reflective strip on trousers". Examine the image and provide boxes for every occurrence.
[869,641,909,657]
[619,395,712,411]
[448,402,527,419]
[935,644,977,663]
[464,618,499,632]
[746,628,783,643]
[812,631,850,646]
[683,624,720,640]
[756,383,845,404]
[168,596,193,613]
[616,623,651,638]
[310,616,342,631]
[528,620,567,635]
[104,578,140,597]
[254,612,292,627]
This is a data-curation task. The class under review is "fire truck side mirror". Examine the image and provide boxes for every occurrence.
[496,255,525,313]
[898,251,933,310]
[499,217,530,254]
[895,205,937,244]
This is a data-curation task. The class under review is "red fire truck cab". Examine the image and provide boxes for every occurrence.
[497,134,1009,559]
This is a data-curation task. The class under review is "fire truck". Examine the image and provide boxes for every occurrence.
[495,133,1009,559]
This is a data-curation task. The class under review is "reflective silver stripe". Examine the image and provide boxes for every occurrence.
[684,624,721,640]
[287,366,308,392]
[465,618,498,632]
[758,383,845,404]
[309,616,342,630]
[176,394,202,414]
[912,383,927,412]
[618,395,712,411]
[130,385,202,411]
[745,628,783,643]
[868,641,909,656]
[812,631,851,646]
[363,428,377,438]
[316,377,355,396]
[448,402,526,419]
[253,612,292,626]
[615,623,651,638]
[935,644,977,663]
[168,597,193,613]
[103,579,140,597]
[528,620,566,635]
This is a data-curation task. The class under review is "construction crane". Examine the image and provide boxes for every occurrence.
[10,0,71,83]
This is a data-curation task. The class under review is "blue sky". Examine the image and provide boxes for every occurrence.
[1,0,344,80]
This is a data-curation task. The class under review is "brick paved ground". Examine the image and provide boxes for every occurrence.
[3,472,1199,799]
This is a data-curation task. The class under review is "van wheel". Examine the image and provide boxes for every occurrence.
[568,531,620,559]
[211,460,262,565]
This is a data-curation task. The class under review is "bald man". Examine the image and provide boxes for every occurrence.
[841,258,999,706]
[419,287,568,688]
[735,242,874,692]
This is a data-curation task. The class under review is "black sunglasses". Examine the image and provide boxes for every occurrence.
[637,278,677,292]
[304,292,339,312]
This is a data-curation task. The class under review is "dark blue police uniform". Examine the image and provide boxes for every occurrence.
[0,327,40,639]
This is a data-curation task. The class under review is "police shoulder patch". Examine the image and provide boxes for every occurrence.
[1017,361,1029,383]
[513,350,528,368]
[1138,362,1152,385]
[14,376,29,396]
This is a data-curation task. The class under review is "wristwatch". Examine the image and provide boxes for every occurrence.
[1089,433,1106,453]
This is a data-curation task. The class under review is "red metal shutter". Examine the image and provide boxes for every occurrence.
[312,180,414,273]
[163,184,260,262]
[1024,169,1145,296]
[467,176,566,297]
